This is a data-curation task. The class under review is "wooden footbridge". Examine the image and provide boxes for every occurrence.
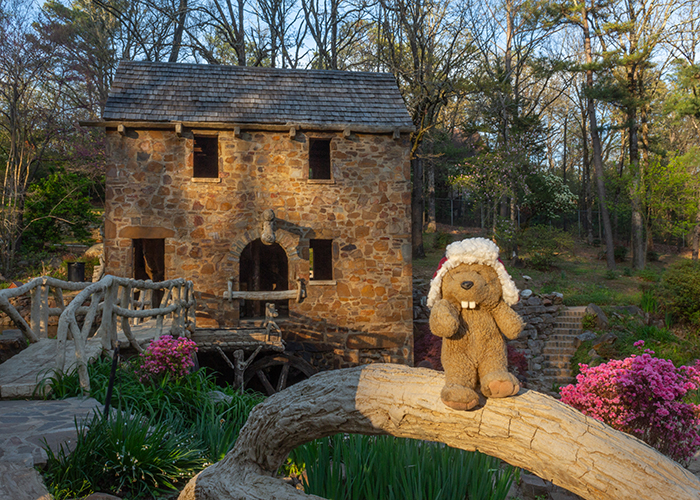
[0,275,195,398]
[0,275,311,398]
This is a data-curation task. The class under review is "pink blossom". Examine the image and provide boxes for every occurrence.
[137,335,198,382]
[560,352,700,464]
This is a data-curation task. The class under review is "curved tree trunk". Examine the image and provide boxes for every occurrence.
[179,364,700,500]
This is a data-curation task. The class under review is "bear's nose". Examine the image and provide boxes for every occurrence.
[461,281,474,290]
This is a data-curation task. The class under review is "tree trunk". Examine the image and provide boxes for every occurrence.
[411,157,425,258]
[179,364,700,500]
[168,0,188,62]
[581,3,615,270]
[693,206,700,261]
[426,143,437,232]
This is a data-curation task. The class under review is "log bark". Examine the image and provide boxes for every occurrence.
[179,364,700,500]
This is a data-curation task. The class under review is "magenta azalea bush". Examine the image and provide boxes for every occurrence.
[560,341,700,464]
[138,335,198,382]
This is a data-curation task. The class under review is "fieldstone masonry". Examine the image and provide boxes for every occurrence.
[509,291,564,391]
[104,128,414,367]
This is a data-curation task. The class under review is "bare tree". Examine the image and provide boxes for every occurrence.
[0,0,63,274]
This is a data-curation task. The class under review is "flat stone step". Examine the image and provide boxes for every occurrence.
[545,348,575,356]
[0,322,161,399]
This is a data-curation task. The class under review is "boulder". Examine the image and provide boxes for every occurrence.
[586,303,609,330]
[574,330,598,348]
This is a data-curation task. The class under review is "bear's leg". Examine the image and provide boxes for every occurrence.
[441,354,479,411]
[478,344,520,399]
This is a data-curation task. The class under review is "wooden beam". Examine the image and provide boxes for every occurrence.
[175,122,183,137]
[233,126,241,138]
[117,124,125,136]
[343,127,351,138]
[79,120,416,135]
[289,126,296,138]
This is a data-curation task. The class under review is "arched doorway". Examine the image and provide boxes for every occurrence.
[239,239,289,318]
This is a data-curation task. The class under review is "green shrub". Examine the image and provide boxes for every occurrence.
[638,268,661,282]
[492,217,518,256]
[520,225,573,270]
[614,246,628,262]
[647,249,660,262]
[41,356,264,487]
[640,290,658,315]
[659,260,700,327]
[291,434,517,500]
[604,269,617,280]
[623,266,633,277]
[581,313,597,330]
[433,231,453,250]
[44,408,205,499]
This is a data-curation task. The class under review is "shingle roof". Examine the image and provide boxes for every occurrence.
[103,61,414,129]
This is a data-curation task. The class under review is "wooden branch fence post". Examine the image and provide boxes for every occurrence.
[179,364,700,500]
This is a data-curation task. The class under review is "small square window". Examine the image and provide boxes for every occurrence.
[309,139,331,180]
[193,135,218,178]
[310,239,333,280]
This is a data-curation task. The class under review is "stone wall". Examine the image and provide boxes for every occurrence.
[509,291,564,390]
[104,127,414,366]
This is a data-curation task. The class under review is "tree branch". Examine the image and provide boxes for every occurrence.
[179,364,700,500]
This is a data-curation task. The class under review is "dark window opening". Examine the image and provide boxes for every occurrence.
[133,238,165,307]
[309,139,331,180]
[239,239,289,318]
[193,135,218,178]
[310,239,333,280]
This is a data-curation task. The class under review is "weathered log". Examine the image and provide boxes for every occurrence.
[179,364,700,500]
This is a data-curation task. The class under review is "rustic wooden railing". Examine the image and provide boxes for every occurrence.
[0,275,196,393]
[0,277,92,343]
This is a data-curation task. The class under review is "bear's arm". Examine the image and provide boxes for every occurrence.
[429,299,460,338]
[492,300,524,340]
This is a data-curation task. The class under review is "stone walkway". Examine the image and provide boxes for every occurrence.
[0,397,102,500]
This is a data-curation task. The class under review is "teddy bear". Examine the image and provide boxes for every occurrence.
[427,238,524,410]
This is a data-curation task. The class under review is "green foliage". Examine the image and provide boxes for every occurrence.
[23,170,100,250]
[520,225,573,270]
[659,260,700,327]
[614,246,628,262]
[638,268,661,282]
[44,407,205,499]
[522,171,577,223]
[291,434,517,500]
[604,269,617,280]
[622,266,633,277]
[640,290,658,315]
[42,357,264,497]
[492,217,518,256]
[570,316,699,376]
[581,313,597,330]
[432,231,453,250]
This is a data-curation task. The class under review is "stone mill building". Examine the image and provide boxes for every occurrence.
[92,61,415,369]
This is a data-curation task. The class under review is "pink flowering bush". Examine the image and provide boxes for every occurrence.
[560,341,700,464]
[138,335,198,382]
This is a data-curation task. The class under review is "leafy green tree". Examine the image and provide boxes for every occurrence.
[522,171,577,226]
[22,170,100,251]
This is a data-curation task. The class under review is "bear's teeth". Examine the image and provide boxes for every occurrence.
[470,301,477,309]
[461,301,478,309]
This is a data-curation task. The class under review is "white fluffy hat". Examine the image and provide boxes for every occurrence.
[427,237,520,308]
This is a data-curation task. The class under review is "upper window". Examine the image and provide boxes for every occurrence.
[193,135,218,178]
[309,139,331,180]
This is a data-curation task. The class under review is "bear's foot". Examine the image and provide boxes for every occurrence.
[441,384,479,411]
[480,372,520,398]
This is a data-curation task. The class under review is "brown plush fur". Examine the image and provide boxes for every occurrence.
[429,263,524,410]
